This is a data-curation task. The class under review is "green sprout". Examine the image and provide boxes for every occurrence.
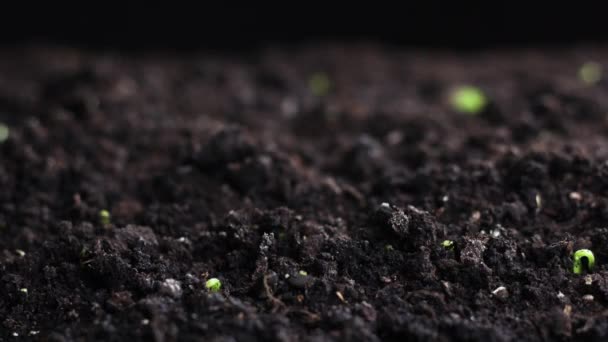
[385,244,394,251]
[573,249,595,274]
[579,62,603,85]
[299,270,308,276]
[205,278,222,292]
[99,210,111,225]
[309,72,331,97]
[0,123,9,143]
[442,240,454,250]
[450,86,487,115]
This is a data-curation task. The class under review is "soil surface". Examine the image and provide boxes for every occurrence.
[2,45,608,341]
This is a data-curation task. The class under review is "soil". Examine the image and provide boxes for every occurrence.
[2,45,608,341]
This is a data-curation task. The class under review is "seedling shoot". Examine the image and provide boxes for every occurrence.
[573,249,595,274]
[579,62,603,85]
[205,278,222,292]
[99,210,111,225]
[450,86,487,114]
[309,72,331,97]
[0,123,9,143]
[442,240,454,250]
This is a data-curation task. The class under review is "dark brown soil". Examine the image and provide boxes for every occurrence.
[2,45,608,341]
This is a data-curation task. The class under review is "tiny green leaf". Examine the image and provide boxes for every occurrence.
[442,240,454,250]
[573,249,595,274]
[299,270,308,276]
[579,62,603,85]
[309,72,331,97]
[205,278,222,292]
[0,123,9,143]
[450,86,487,115]
[99,210,111,225]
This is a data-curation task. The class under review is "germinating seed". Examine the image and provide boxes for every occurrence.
[0,123,9,143]
[99,210,111,225]
[309,72,331,97]
[579,61,603,85]
[573,249,596,274]
[450,86,487,114]
[205,278,222,292]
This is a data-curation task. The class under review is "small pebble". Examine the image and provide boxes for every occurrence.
[159,278,182,298]
[569,192,582,201]
[470,211,481,222]
[491,286,508,299]
[335,291,346,303]
[583,294,594,302]
[585,275,593,285]
[281,97,299,118]
[557,291,565,300]
[287,273,313,289]
[386,130,403,145]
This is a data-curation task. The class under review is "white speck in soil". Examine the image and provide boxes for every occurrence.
[281,97,299,118]
[583,294,594,302]
[492,286,508,299]
[569,192,582,201]
[386,130,403,145]
[160,278,182,298]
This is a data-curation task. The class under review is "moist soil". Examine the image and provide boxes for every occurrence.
[2,45,608,341]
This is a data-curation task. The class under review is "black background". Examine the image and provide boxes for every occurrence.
[0,4,606,50]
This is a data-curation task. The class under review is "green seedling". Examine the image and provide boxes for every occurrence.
[579,62,603,85]
[450,86,487,114]
[299,270,308,276]
[0,123,9,143]
[205,278,222,292]
[442,240,454,250]
[99,210,111,225]
[573,249,595,274]
[309,72,331,97]
[385,244,394,251]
